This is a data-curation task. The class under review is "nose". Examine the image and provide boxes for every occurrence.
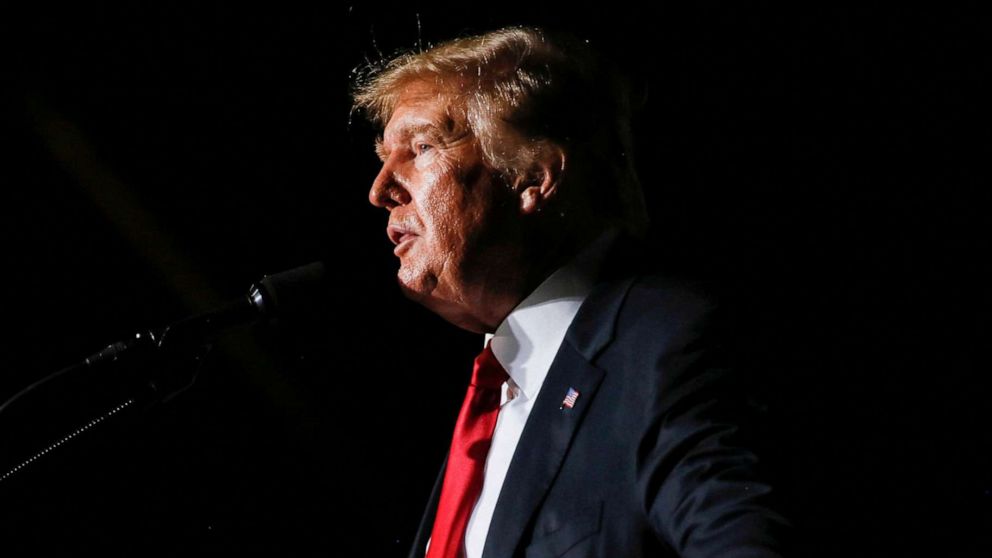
[368,159,411,210]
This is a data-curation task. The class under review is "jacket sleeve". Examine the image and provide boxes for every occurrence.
[633,296,792,557]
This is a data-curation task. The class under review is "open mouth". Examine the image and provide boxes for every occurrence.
[388,225,419,255]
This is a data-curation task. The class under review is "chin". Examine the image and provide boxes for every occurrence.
[396,265,435,299]
[396,275,426,302]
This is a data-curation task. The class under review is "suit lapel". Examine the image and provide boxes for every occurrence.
[480,274,637,558]
[409,235,643,558]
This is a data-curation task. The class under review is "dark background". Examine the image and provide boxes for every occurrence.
[1,4,987,556]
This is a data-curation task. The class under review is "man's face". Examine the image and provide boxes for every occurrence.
[368,81,521,331]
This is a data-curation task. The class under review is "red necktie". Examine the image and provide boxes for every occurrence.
[426,341,508,558]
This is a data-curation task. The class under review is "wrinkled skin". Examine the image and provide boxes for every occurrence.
[368,81,539,333]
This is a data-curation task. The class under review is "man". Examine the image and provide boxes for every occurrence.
[355,26,789,558]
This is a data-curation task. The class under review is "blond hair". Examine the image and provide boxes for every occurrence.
[352,26,649,237]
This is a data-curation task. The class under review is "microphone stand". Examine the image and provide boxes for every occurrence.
[0,262,325,484]
[0,312,233,484]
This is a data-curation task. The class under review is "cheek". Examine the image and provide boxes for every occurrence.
[416,172,473,245]
[427,204,473,261]
[412,157,499,269]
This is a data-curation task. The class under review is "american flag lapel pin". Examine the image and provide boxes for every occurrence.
[560,387,580,410]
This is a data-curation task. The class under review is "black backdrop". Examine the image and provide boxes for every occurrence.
[1,4,988,556]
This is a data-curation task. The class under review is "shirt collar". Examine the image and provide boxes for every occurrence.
[484,227,620,401]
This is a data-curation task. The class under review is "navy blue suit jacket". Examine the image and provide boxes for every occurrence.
[410,239,790,558]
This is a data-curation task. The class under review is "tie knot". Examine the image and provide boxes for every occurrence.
[471,343,508,390]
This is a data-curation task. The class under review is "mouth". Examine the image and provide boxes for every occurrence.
[387,225,419,255]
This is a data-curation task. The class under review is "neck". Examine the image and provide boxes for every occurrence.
[423,214,609,334]
[478,222,606,333]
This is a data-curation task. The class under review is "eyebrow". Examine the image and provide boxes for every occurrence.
[374,122,451,162]
[374,137,388,162]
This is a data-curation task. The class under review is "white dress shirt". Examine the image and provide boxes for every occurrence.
[455,228,619,558]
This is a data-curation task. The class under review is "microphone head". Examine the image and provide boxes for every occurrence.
[253,261,329,324]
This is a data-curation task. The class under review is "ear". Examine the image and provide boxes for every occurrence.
[516,145,566,216]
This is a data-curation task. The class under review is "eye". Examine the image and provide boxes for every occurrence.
[415,142,433,155]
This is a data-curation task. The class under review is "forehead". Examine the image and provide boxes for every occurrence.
[382,81,460,140]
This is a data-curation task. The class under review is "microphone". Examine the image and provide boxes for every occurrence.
[158,260,329,349]
[0,261,329,414]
